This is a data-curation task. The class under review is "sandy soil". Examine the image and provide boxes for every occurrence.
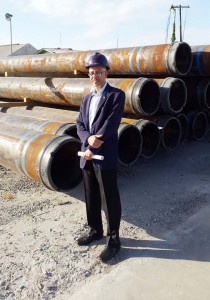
[0,132,210,300]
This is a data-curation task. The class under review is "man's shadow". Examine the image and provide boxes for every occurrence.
[67,140,210,265]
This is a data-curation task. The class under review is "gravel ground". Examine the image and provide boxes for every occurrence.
[0,135,210,299]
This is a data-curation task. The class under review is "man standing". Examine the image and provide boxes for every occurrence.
[76,52,125,262]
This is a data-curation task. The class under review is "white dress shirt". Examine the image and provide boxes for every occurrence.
[89,83,107,132]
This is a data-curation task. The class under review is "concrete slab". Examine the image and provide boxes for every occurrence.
[67,204,210,300]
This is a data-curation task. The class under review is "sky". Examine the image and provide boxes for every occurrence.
[0,0,210,51]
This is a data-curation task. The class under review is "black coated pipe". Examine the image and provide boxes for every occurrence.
[183,78,210,111]
[155,116,181,151]
[134,119,160,158]
[202,110,210,128]
[187,111,208,140]
[191,45,210,76]
[154,77,187,115]
[176,113,189,144]
[118,123,142,166]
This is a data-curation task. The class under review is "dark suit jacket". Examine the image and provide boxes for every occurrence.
[76,83,125,169]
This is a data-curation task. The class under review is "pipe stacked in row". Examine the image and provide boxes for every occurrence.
[0,75,192,116]
[0,42,209,191]
[0,107,143,167]
[0,42,192,77]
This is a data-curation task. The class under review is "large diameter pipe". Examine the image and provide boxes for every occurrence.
[0,123,82,191]
[0,105,80,123]
[0,42,192,76]
[202,109,210,128]
[182,78,210,111]
[187,111,208,140]
[0,111,78,137]
[121,117,160,158]
[118,123,142,166]
[191,45,210,76]
[107,77,160,115]
[151,115,181,151]
[176,113,189,144]
[0,77,160,115]
[154,77,187,115]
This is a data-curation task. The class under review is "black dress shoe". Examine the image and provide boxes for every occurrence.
[99,245,121,262]
[77,231,103,246]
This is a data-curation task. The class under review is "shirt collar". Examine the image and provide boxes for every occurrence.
[91,82,107,96]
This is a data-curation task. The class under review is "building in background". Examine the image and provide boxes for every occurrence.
[0,43,37,57]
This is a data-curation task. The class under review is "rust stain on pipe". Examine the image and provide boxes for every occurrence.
[0,42,192,76]
[0,77,160,115]
[0,123,82,190]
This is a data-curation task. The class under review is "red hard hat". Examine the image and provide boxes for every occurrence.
[86,52,110,70]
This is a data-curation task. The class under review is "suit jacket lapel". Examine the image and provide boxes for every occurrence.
[86,94,92,129]
[94,83,111,117]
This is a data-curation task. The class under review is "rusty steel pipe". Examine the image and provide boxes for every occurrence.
[0,105,80,123]
[0,77,160,115]
[118,123,142,166]
[182,78,210,111]
[0,42,192,76]
[0,111,78,137]
[176,113,189,144]
[121,117,160,158]
[191,45,210,76]
[187,111,208,140]
[154,77,187,115]
[0,123,82,191]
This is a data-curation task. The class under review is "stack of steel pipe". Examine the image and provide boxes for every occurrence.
[2,41,210,190]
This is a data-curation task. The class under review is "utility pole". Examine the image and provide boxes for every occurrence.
[171,5,190,42]
[5,13,13,54]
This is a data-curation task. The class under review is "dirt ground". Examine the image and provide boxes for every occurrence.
[0,131,210,300]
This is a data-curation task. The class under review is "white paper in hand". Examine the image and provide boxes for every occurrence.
[78,151,104,160]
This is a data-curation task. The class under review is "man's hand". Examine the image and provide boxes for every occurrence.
[82,149,94,160]
[87,134,104,148]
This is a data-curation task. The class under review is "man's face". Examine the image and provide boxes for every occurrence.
[88,66,108,90]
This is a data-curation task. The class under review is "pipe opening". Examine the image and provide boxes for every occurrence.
[137,80,160,115]
[40,136,82,192]
[56,123,78,138]
[205,82,210,109]
[177,114,189,144]
[118,124,142,166]
[160,118,181,150]
[203,110,210,127]
[170,80,187,113]
[135,120,160,158]
[189,112,208,140]
[174,43,192,75]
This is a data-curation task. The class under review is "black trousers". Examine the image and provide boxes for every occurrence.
[83,161,121,245]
